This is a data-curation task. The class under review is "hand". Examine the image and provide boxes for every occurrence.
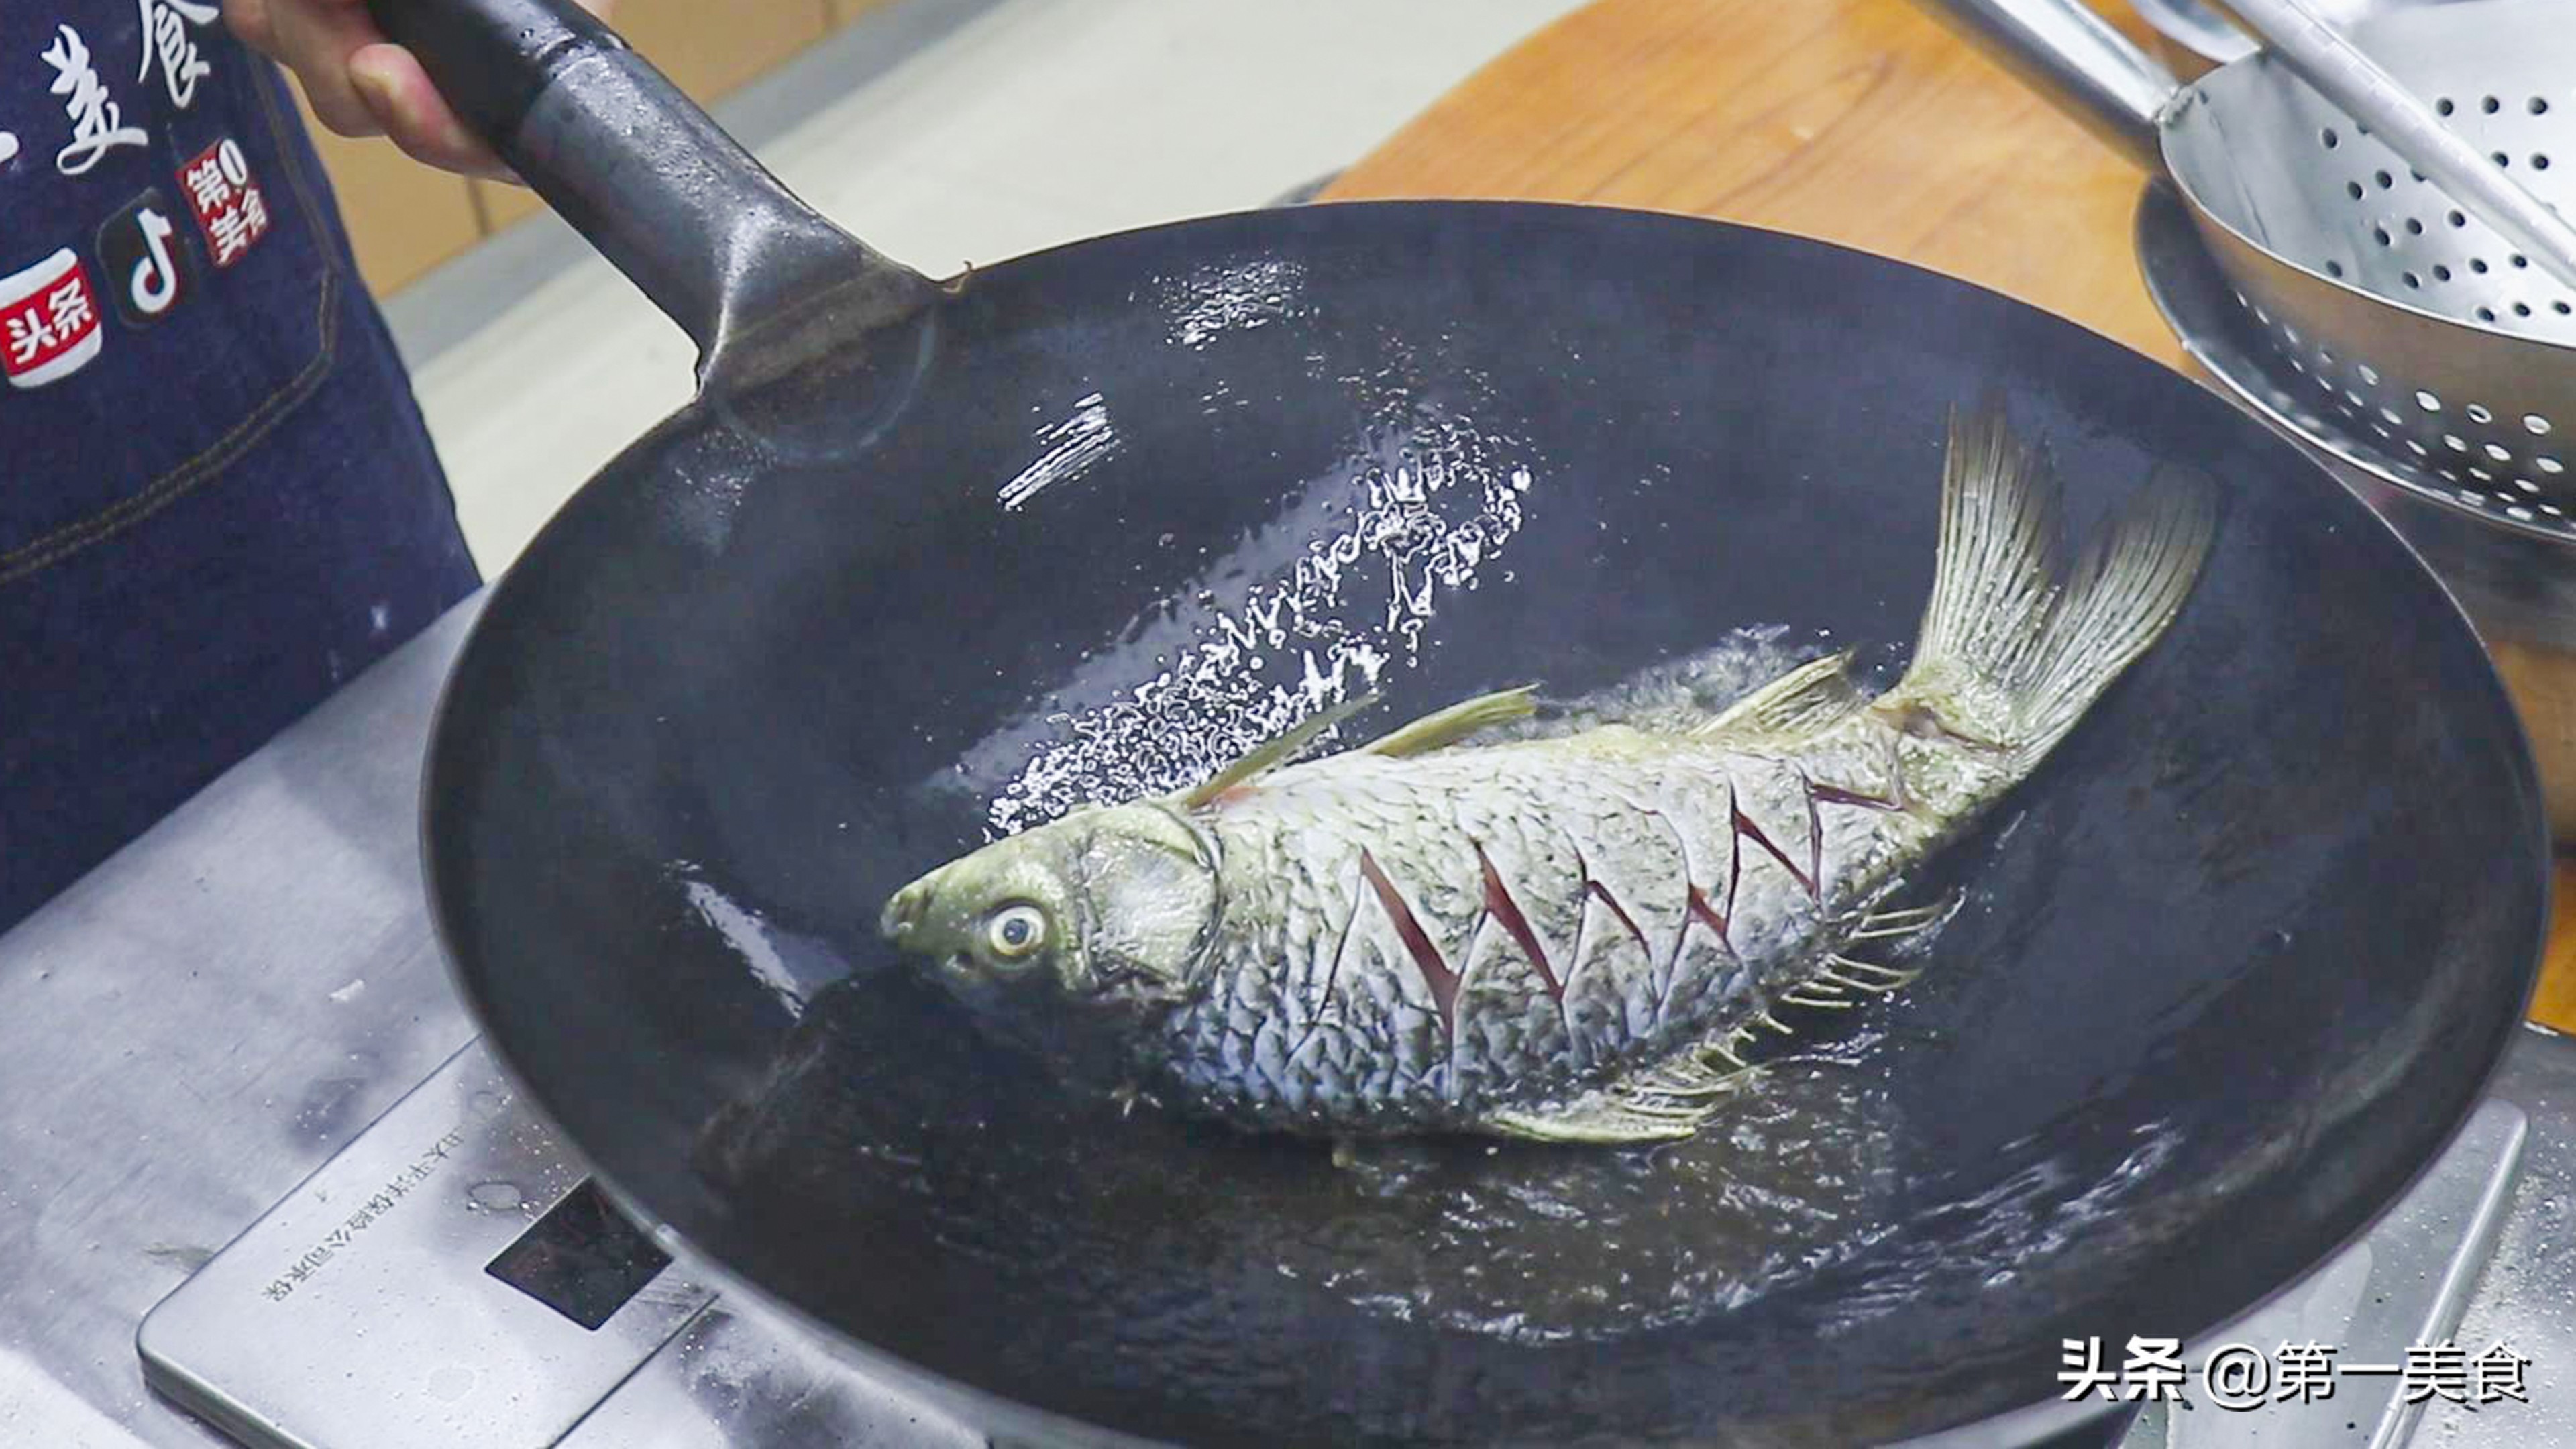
[229,0,619,180]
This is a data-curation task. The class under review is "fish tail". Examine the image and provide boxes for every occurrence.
[1892,396,2218,771]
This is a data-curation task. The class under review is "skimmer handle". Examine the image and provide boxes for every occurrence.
[1909,0,2183,171]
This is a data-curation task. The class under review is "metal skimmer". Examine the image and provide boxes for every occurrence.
[1924,0,2576,525]
[2126,0,2477,68]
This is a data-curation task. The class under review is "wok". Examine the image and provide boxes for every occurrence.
[385,1,2552,1444]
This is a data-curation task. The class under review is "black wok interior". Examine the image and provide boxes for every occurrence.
[423,201,2547,1448]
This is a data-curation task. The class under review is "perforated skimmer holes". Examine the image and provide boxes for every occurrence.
[2234,288,2569,521]
[2314,95,2576,339]
[2250,76,2576,511]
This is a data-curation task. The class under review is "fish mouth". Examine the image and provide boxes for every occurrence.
[879,873,936,943]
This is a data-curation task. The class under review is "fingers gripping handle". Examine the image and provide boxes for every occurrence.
[360,0,611,152]
[360,0,932,374]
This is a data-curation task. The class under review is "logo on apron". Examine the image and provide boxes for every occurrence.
[138,0,221,110]
[42,23,147,177]
[97,189,192,326]
[1,248,106,388]
[178,138,272,268]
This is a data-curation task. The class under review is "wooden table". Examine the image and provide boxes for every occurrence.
[1318,0,2576,1032]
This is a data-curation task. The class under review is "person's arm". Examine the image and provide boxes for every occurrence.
[229,0,620,180]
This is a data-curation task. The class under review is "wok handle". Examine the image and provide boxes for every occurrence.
[1907,0,2180,172]
[362,0,936,378]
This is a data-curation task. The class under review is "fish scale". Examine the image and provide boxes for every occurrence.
[1617,766,1744,1018]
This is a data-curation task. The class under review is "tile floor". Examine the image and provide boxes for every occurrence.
[393,0,1584,575]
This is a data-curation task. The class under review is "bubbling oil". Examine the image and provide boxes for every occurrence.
[704,632,1928,1346]
[1252,1033,1904,1343]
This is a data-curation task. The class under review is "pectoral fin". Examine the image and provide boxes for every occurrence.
[1481,1098,1709,1145]
[1481,894,1957,1148]
[1479,1027,1764,1145]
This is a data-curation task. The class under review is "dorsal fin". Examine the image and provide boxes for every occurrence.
[1691,651,1870,743]
[1175,693,1380,809]
[1361,685,1539,758]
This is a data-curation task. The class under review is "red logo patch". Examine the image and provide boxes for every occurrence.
[1,248,105,390]
[176,138,272,269]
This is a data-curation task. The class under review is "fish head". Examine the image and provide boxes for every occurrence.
[878,802,1217,1019]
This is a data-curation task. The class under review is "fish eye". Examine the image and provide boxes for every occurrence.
[985,903,1048,961]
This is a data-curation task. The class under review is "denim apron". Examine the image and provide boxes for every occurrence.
[1,2,481,930]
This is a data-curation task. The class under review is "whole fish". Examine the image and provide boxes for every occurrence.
[881,402,2218,1144]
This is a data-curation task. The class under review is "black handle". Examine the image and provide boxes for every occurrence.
[362,0,934,380]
